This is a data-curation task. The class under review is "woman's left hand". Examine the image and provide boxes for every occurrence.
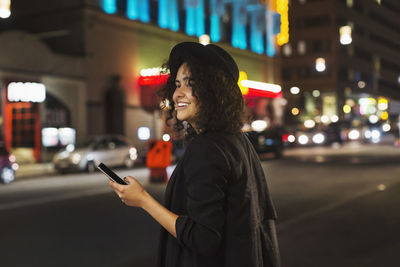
[108,176,148,208]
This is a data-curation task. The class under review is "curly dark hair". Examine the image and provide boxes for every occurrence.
[158,54,245,140]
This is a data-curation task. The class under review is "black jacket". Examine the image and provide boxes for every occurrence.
[157,132,280,267]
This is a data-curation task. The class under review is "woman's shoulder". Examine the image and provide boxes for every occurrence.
[186,131,243,154]
[190,131,239,144]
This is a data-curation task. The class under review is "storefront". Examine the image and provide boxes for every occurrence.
[1,80,78,162]
[0,30,87,163]
[2,81,44,162]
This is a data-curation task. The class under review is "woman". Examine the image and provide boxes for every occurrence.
[109,42,280,267]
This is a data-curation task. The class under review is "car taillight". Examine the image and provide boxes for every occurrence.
[282,134,289,142]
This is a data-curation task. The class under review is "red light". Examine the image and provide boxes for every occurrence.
[246,88,282,98]
[138,75,169,86]
[282,134,289,142]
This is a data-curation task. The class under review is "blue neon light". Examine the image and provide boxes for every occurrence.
[127,0,150,22]
[210,0,221,42]
[139,0,150,23]
[159,0,168,28]
[160,0,179,31]
[250,13,264,54]
[185,0,205,37]
[126,0,139,20]
[102,0,117,14]
[210,15,220,42]
[169,0,179,31]
[266,9,276,57]
[232,3,247,49]
[186,7,196,36]
[196,0,205,37]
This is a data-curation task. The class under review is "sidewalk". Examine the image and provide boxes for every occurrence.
[14,161,148,180]
[15,162,57,180]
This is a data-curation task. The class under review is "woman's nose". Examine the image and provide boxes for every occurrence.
[173,86,184,99]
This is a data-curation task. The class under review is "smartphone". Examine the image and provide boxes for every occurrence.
[97,162,129,185]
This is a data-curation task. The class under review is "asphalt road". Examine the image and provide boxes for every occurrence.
[1,143,399,267]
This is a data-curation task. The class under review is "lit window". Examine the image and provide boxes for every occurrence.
[138,127,151,141]
[346,0,354,8]
[315,57,326,72]
[290,86,300,95]
[357,81,366,89]
[312,90,320,97]
[304,120,315,129]
[339,26,352,45]
[0,0,11,18]
[283,43,292,56]
[297,40,306,54]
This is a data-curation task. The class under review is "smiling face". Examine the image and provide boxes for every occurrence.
[172,63,199,128]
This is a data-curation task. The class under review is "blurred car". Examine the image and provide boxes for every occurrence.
[286,124,342,147]
[53,135,138,173]
[245,128,284,158]
[322,123,342,145]
[0,142,17,184]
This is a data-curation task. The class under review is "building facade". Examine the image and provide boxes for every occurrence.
[281,0,400,135]
[1,0,286,162]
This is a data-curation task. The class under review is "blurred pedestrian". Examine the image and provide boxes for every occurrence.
[109,42,280,267]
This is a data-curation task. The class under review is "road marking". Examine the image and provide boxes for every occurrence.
[0,187,112,211]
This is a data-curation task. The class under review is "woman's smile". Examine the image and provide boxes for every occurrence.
[176,102,190,109]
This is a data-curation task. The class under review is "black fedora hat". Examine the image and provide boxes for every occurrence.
[168,42,239,82]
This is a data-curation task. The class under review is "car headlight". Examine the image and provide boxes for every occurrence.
[298,134,309,145]
[348,129,360,140]
[129,147,138,160]
[312,133,325,144]
[71,153,82,164]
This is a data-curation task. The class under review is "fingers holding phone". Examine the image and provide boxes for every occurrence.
[109,176,148,208]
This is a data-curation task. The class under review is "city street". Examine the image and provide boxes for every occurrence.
[0,143,399,267]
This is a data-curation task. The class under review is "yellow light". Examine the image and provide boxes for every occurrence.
[276,0,289,46]
[0,0,11,19]
[346,99,355,107]
[291,107,299,115]
[378,97,388,110]
[238,71,249,95]
[381,111,388,120]
[343,105,351,114]
[368,97,376,105]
